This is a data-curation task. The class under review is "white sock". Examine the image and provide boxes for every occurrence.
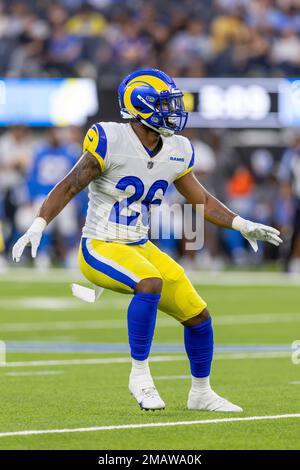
[130,358,151,378]
[191,376,212,394]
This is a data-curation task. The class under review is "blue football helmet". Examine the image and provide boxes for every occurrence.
[118,68,188,137]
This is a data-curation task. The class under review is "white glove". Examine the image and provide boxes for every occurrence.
[232,216,282,253]
[12,217,47,262]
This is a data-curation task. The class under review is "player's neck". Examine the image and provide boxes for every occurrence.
[130,122,161,151]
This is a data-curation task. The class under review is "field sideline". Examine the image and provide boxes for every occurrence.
[0,268,299,450]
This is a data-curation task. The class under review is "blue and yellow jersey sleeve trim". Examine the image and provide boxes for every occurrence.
[174,142,194,181]
[83,122,107,171]
[174,166,193,181]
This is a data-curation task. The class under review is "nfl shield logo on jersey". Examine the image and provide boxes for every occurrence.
[147,161,154,169]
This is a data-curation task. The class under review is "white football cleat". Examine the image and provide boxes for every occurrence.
[129,374,165,411]
[188,389,243,412]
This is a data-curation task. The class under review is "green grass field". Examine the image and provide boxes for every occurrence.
[0,269,299,450]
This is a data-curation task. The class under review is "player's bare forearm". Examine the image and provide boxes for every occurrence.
[38,151,101,224]
[174,171,236,228]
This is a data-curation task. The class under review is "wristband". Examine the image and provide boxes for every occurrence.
[28,217,47,233]
[232,215,247,232]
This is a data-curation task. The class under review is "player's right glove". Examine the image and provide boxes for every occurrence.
[232,216,282,253]
[12,217,47,262]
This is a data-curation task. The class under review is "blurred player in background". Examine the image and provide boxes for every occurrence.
[12,69,282,412]
[0,192,5,266]
[0,126,34,254]
[24,128,81,268]
[278,133,300,272]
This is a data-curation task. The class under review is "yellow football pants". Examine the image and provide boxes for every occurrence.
[78,237,207,323]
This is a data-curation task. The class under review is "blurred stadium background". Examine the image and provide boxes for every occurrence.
[1,0,300,272]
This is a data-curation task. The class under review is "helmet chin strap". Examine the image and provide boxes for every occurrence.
[140,118,175,137]
[127,110,175,137]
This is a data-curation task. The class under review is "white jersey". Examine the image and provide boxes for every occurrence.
[82,122,194,243]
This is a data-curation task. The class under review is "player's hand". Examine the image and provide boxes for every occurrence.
[232,216,283,252]
[12,217,47,262]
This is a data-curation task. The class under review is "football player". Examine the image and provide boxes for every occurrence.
[13,69,282,411]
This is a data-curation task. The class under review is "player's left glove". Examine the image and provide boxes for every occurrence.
[232,216,283,252]
[12,217,47,262]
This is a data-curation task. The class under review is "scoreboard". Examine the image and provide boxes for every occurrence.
[175,77,300,128]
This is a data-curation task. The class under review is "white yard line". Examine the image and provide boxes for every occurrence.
[1,268,300,286]
[4,371,64,377]
[290,381,300,385]
[0,312,299,332]
[0,355,184,368]
[157,366,298,379]
[215,351,290,359]
[0,297,126,310]
[0,317,175,331]
[0,413,300,438]
[0,351,290,368]
[213,313,300,325]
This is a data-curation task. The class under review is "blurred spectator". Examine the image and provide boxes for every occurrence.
[271,28,300,75]
[274,182,295,269]
[0,126,34,251]
[169,19,214,68]
[223,166,256,264]
[112,22,153,73]
[46,24,83,76]
[48,3,68,28]
[226,165,255,214]
[0,0,10,37]
[0,192,5,266]
[278,134,300,272]
[180,132,224,271]
[64,125,83,156]
[233,27,270,74]
[251,148,274,178]
[211,7,249,53]
[67,4,107,37]
[8,11,48,77]
[7,2,29,39]
[23,129,81,268]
